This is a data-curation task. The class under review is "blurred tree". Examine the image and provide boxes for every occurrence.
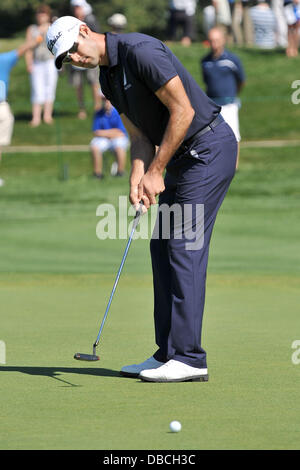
[0,0,204,40]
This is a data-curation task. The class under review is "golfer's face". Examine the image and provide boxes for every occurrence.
[67,33,99,68]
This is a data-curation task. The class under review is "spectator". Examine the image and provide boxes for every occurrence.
[167,0,197,46]
[213,0,233,38]
[90,95,128,179]
[203,2,217,39]
[201,26,245,168]
[70,0,101,118]
[232,0,254,46]
[271,0,288,48]
[0,37,42,186]
[202,0,233,41]
[107,13,128,33]
[250,0,277,49]
[284,0,300,56]
[25,4,58,127]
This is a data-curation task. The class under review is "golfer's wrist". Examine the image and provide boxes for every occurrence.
[130,160,144,184]
[147,161,164,176]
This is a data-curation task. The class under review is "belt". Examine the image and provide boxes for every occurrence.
[180,114,224,151]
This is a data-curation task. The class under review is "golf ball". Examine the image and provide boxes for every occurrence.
[169,420,182,433]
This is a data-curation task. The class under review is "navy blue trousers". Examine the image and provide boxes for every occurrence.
[151,120,237,369]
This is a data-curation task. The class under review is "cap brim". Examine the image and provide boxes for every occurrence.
[55,53,67,70]
[54,35,76,70]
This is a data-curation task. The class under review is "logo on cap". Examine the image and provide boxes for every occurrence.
[47,31,62,53]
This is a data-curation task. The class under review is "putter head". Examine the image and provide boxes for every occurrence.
[74,352,100,361]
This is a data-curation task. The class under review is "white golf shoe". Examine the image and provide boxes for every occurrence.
[120,356,164,378]
[139,359,209,383]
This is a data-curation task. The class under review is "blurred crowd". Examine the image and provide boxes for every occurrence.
[0,0,299,185]
[169,0,300,54]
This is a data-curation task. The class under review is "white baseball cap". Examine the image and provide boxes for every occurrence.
[47,16,85,70]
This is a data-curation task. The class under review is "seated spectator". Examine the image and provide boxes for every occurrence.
[107,13,127,33]
[90,96,129,179]
[250,0,277,49]
[0,37,42,187]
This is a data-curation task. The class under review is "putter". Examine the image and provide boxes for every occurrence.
[74,201,144,361]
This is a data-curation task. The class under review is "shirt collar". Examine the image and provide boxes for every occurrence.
[211,49,227,61]
[105,32,120,68]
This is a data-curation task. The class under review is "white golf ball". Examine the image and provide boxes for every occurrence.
[169,420,182,433]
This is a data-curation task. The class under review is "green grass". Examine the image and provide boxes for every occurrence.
[0,146,300,449]
[0,37,300,450]
[1,146,300,275]
[0,272,299,450]
[1,38,300,146]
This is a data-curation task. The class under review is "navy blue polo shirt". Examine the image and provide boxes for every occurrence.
[201,50,245,106]
[100,32,220,146]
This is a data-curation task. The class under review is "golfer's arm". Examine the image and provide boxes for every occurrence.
[148,75,195,175]
[120,114,155,184]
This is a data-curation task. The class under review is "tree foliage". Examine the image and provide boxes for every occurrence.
[0,0,204,40]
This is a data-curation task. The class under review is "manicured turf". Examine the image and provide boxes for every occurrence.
[1,37,300,450]
[0,272,299,450]
[1,38,300,146]
[0,145,300,449]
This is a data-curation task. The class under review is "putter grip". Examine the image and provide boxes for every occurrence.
[131,201,143,232]
[136,200,144,216]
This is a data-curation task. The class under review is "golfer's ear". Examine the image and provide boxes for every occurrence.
[79,24,90,37]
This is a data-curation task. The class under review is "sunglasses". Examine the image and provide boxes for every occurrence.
[62,42,79,64]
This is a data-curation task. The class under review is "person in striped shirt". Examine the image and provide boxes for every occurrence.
[250,0,277,49]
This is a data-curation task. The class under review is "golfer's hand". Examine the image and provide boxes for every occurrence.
[129,183,139,208]
[138,170,165,209]
[130,181,147,214]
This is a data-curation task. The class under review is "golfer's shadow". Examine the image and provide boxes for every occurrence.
[0,366,121,387]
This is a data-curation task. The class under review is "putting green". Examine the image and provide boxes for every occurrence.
[1,145,300,449]
[0,272,299,450]
[1,38,300,450]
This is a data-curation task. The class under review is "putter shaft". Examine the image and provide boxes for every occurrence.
[93,203,143,352]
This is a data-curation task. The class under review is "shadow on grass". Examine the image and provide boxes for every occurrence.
[13,112,32,122]
[14,109,77,122]
[0,366,121,387]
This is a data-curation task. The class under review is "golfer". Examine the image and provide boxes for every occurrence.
[47,16,237,382]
